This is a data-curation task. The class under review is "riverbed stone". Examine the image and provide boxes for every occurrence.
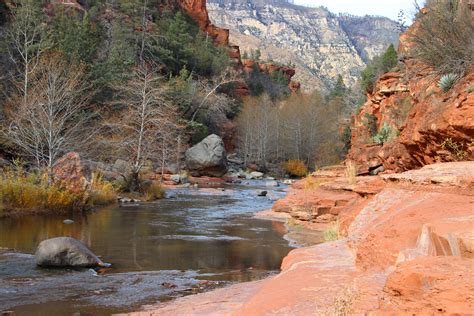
[185,134,228,177]
[35,237,106,268]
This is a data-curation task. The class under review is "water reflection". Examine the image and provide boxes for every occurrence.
[0,185,293,315]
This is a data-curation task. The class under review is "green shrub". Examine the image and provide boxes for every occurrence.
[467,84,474,94]
[283,160,308,177]
[373,123,399,145]
[438,74,458,93]
[360,44,398,93]
[364,113,378,137]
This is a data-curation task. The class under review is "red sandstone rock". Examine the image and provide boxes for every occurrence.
[349,20,474,173]
[381,256,474,314]
[52,152,89,193]
[125,162,474,316]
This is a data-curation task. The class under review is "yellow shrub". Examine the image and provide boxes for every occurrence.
[283,160,308,177]
[0,167,84,214]
[323,221,340,242]
[88,172,117,205]
[143,182,165,201]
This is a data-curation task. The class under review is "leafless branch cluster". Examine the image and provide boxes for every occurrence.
[5,53,93,181]
[237,93,344,168]
[102,63,182,190]
[409,0,474,76]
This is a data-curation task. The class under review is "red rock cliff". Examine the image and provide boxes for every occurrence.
[348,14,474,174]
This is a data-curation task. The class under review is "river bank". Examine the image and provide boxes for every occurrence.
[125,161,474,315]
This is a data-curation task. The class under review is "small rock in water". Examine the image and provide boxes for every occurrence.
[63,219,74,225]
[161,282,177,289]
[258,191,268,197]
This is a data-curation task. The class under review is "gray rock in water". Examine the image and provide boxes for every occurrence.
[63,219,74,225]
[185,134,227,177]
[35,237,106,268]
[258,191,268,197]
[170,174,181,184]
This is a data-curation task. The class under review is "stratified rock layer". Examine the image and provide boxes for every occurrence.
[348,17,474,173]
[207,0,399,91]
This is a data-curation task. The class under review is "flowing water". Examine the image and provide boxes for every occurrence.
[0,182,294,315]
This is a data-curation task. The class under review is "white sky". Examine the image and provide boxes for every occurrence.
[293,0,417,21]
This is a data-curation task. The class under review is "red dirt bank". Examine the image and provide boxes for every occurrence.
[124,161,474,315]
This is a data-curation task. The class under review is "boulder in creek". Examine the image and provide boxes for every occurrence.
[185,134,228,177]
[35,237,108,268]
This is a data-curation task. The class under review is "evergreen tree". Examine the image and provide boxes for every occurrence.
[381,44,398,72]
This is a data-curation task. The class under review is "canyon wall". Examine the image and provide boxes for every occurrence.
[207,0,400,91]
[348,26,474,174]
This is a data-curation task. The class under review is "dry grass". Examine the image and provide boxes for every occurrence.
[323,221,340,242]
[143,182,165,201]
[87,172,117,205]
[0,166,83,214]
[320,287,357,316]
[344,161,357,185]
[284,159,308,177]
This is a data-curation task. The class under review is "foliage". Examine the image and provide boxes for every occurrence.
[142,182,165,201]
[360,63,377,93]
[246,67,290,100]
[360,44,398,93]
[323,221,340,242]
[381,44,398,71]
[87,172,116,205]
[364,113,378,137]
[283,160,308,177]
[438,73,458,93]
[341,125,352,155]
[50,10,100,64]
[328,75,347,100]
[373,123,399,145]
[468,84,474,94]
[149,11,230,76]
[409,0,474,76]
[0,165,83,214]
[440,138,472,161]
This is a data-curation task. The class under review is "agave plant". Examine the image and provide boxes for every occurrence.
[438,73,458,93]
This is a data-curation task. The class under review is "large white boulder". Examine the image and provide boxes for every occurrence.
[185,134,228,177]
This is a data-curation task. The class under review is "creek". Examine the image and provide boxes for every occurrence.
[0,181,294,315]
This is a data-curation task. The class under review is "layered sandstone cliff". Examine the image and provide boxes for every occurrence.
[347,20,474,174]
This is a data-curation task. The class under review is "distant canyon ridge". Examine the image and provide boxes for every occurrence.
[207,0,400,91]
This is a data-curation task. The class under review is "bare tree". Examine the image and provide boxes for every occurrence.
[6,0,48,104]
[190,69,240,122]
[105,63,180,191]
[5,53,92,182]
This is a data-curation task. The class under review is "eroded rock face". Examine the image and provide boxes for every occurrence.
[185,134,228,177]
[208,0,399,91]
[35,237,106,268]
[348,22,474,173]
